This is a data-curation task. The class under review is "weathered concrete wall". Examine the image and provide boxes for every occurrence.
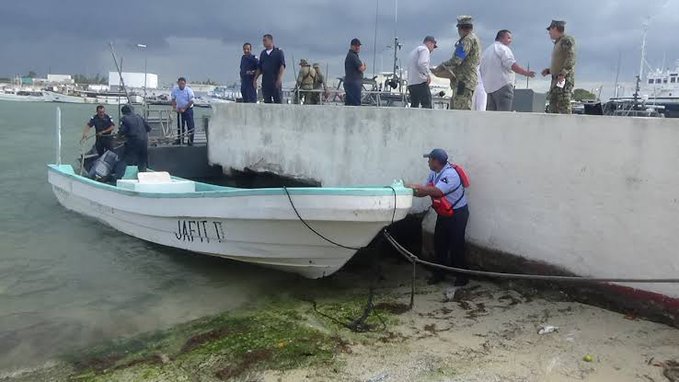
[208,103,679,298]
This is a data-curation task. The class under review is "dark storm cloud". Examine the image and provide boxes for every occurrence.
[1,0,676,89]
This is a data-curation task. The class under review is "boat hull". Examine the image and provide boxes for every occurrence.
[48,165,411,278]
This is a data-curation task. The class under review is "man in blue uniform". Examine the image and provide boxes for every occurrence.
[240,42,258,103]
[344,38,366,106]
[254,34,286,104]
[171,77,195,145]
[408,149,470,286]
[119,105,151,172]
[81,105,115,156]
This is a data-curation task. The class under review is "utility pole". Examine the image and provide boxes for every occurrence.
[137,43,148,102]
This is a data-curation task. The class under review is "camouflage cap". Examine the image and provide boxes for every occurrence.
[546,20,566,30]
[456,15,473,27]
[299,58,309,66]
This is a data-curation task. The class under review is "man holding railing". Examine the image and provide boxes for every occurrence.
[171,77,195,145]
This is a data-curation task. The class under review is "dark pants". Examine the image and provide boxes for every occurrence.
[408,82,432,108]
[433,205,470,285]
[176,108,195,145]
[262,82,282,104]
[241,80,257,103]
[343,81,362,106]
[124,138,148,172]
[94,135,113,156]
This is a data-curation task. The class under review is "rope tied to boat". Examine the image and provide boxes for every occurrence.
[283,183,679,314]
[283,186,400,331]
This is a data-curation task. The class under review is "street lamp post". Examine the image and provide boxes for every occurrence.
[136,43,147,102]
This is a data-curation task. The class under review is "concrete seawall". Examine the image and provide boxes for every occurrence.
[208,103,679,300]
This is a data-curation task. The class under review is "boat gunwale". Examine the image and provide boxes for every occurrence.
[48,164,412,199]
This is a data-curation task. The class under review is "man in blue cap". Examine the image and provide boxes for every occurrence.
[408,148,469,286]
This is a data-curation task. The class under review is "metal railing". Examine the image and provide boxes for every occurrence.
[285,88,450,109]
[145,107,208,146]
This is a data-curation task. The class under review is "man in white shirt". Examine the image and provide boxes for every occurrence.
[479,30,535,111]
[407,36,437,108]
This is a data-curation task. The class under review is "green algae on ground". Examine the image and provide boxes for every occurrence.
[63,294,405,381]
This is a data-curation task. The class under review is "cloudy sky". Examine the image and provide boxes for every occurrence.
[1,0,676,97]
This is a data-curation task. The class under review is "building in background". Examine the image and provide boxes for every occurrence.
[47,74,74,84]
[108,72,159,90]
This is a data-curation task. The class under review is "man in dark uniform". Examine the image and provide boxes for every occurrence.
[344,38,367,106]
[119,105,151,172]
[81,105,115,156]
[240,42,259,103]
[254,34,286,104]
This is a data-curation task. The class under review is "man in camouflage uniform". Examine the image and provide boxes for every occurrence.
[309,63,326,105]
[541,20,576,114]
[438,15,481,110]
[295,59,316,104]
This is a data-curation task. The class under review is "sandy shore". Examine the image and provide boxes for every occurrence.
[3,263,679,381]
[260,270,679,381]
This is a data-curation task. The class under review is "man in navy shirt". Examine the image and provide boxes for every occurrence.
[240,42,258,103]
[81,105,115,156]
[344,38,367,106]
[254,34,286,104]
[408,149,470,286]
[119,105,151,172]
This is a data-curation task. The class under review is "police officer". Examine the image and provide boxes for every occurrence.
[541,20,576,114]
[171,77,195,145]
[254,34,286,104]
[344,38,367,106]
[240,42,259,103]
[407,149,470,286]
[438,16,481,110]
[119,105,151,172]
[295,59,316,104]
[81,105,115,156]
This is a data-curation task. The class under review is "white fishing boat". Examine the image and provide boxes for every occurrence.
[0,89,51,102]
[47,165,412,278]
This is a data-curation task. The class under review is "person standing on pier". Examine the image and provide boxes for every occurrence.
[344,38,366,106]
[408,149,470,286]
[240,42,259,103]
[254,34,286,104]
[541,20,576,114]
[295,59,316,104]
[438,16,481,110]
[171,77,195,145]
[309,63,327,105]
[480,30,536,111]
[81,105,115,156]
[407,36,437,109]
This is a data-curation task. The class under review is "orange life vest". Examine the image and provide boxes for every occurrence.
[429,163,470,217]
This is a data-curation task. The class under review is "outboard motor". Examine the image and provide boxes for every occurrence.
[88,150,119,181]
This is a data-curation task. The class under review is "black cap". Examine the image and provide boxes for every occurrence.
[350,38,362,46]
[547,20,566,30]
[423,35,437,48]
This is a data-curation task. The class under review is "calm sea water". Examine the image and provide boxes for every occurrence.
[0,101,302,371]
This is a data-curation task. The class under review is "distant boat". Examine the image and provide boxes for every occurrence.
[47,165,412,278]
[44,90,142,105]
[0,89,51,102]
